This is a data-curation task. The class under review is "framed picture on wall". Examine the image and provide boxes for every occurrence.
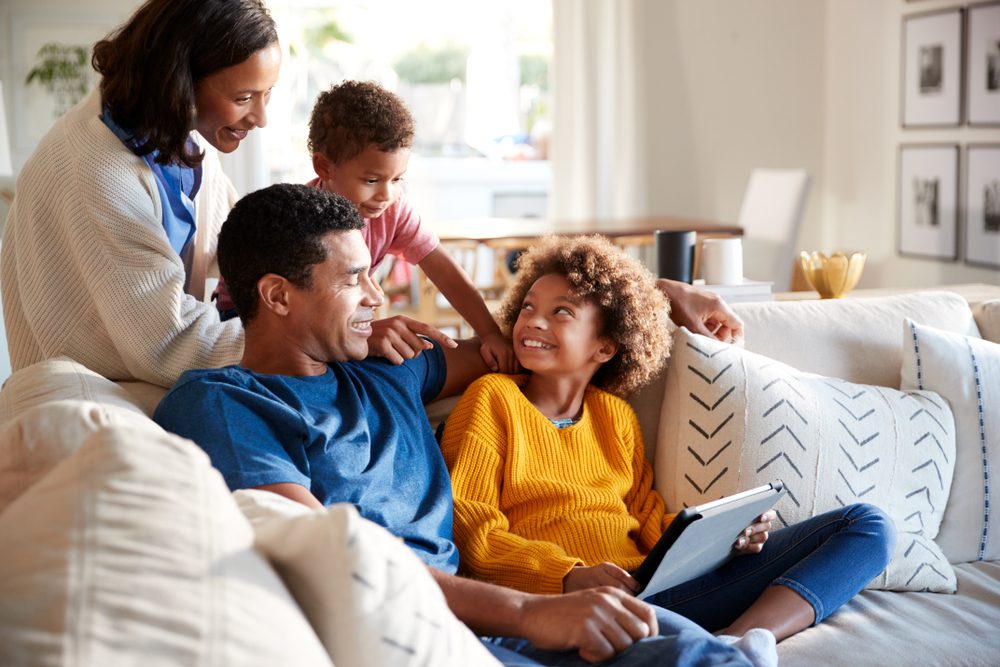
[964,145,1000,268]
[901,8,964,127]
[966,1,1000,126]
[898,144,959,260]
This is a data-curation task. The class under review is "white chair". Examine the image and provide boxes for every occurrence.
[736,168,811,291]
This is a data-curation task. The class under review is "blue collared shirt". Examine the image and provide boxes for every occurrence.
[101,107,202,258]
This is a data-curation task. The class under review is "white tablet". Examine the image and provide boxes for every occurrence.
[633,482,786,600]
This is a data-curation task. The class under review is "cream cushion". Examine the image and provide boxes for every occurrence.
[235,490,501,667]
[656,327,957,592]
[0,399,153,516]
[0,356,147,424]
[901,319,1000,563]
[0,424,331,667]
[972,299,1000,344]
[734,291,980,388]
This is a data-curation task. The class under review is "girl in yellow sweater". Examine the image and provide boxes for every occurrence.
[440,235,894,656]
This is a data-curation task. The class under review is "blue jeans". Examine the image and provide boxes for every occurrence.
[648,503,895,630]
[482,606,751,666]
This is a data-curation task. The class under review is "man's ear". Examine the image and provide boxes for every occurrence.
[312,152,334,182]
[257,274,292,316]
[593,337,618,364]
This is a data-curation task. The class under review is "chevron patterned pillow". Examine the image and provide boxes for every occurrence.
[654,327,957,593]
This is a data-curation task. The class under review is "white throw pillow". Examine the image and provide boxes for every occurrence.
[656,327,957,592]
[0,399,154,516]
[900,319,1000,563]
[0,425,331,667]
[235,490,501,667]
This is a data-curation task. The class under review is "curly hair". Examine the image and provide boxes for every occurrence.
[93,0,277,167]
[308,80,415,163]
[497,235,672,397]
[217,183,364,325]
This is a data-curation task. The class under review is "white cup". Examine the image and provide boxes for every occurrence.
[701,238,743,285]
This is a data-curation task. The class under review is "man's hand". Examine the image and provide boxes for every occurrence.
[520,587,658,663]
[478,331,519,373]
[368,315,457,364]
[656,278,745,344]
[734,510,774,554]
[563,563,639,595]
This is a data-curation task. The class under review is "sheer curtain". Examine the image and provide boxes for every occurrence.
[551,0,647,220]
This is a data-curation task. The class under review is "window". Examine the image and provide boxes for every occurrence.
[264,0,552,213]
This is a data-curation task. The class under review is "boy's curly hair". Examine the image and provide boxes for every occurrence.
[308,80,415,163]
[497,235,672,397]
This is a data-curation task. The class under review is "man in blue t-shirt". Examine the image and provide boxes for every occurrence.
[154,184,750,667]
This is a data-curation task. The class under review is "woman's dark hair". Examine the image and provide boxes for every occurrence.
[92,0,277,167]
[217,183,364,325]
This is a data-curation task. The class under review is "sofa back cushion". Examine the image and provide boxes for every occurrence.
[732,291,980,388]
[0,423,331,666]
[656,327,957,592]
[972,299,1000,344]
[0,357,146,426]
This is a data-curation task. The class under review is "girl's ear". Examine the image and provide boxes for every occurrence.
[594,337,618,364]
[257,273,291,316]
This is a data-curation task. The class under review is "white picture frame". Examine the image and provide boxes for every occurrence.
[966,1,1000,126]
[898,144,959,261]
[964,145,1000,268]
[901,8,964,127]
[8,12,117,166]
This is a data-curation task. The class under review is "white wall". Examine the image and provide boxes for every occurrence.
[639,0,999,289]
[638,0,829,256]
[824,0,999,288]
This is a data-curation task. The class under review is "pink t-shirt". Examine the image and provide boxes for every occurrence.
[213,181,440,313]
[306,177,439,269]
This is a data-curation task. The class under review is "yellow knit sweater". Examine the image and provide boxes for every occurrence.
[441,373,674,594]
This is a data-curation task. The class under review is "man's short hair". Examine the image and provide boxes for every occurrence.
[217,183,365,324]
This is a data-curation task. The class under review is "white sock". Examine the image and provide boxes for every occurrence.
[716,629,778,667]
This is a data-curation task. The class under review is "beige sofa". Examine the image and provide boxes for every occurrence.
[0,285,998,666]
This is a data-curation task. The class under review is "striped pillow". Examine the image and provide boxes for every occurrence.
[901,318,1000,563]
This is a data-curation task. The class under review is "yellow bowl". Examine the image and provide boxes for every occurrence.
[798,251,866,299]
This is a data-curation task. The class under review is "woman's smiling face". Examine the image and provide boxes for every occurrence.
[193,42,281,153]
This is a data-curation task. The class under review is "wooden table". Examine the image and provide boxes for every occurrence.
[428,215,743,243]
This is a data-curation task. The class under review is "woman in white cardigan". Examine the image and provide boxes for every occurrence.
[0,0,743,389]
[0,0,280,387]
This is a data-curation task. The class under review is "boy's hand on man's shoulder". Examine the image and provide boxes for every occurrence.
[368,315,457,364]
[479,331,519,374]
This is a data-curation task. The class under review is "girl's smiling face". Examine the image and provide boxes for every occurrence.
[512,273,617,380]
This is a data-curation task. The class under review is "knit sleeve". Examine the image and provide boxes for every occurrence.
[83,151,243,386]
[440,376,582,594]
[620,407,672,553]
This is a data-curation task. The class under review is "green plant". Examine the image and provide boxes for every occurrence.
[25,43,90,117]
[393,43,469,84]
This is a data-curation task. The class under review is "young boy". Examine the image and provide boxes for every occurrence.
[440,235,895,665]
[215,80,514,371]
[307,80,514,371]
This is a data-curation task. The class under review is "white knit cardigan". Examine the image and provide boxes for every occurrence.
[1,91,244,387]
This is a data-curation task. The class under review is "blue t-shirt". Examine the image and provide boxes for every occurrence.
[153,344,458,573]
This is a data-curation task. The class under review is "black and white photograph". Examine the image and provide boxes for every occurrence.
[964,144,1000,267]
[898,144,959,260]
[967,1,1000,126]
[902,8,963,127]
